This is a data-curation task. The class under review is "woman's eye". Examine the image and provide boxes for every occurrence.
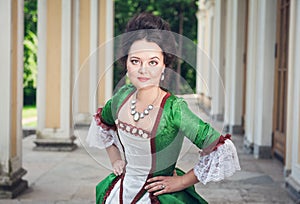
[131,60,139,65]
[149,61,158,66]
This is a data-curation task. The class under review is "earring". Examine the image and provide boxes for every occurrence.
[161,71,165,81]
[126,72,128,77]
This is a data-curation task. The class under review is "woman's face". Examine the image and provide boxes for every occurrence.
[126,39,165,89]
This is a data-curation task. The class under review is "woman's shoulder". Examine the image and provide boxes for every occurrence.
[113,83,135,94]
[111,84,135,100]
[165,92,186,105]
[164,92,188,113]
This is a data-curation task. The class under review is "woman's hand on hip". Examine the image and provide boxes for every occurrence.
[144,170,185,196]
[112,159,125,176]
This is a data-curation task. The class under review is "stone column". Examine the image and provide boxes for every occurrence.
[210,0,226,121]
[205,0,214,103]
[103,0,114,102]
[97,0,114,106]
[285,0,300,200]
[196,0,208,108]
[196,0,215,112]
[0,0,28,198]
[35,0,76,151]
[224,0,233,132]
[252,0,276,158]
[224,0,246,134]
[73,0,114,125]
[244,0,258,153]
[71,0,92,125]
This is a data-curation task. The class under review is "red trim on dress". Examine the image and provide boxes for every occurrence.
[212,134,231,151]
[116,119,151,139]
[151,92,171,138]
[102,175,122,204]
[150,193,161,203]
[131,178,149,203]
[94,107,116,131]
[119,174,125,204]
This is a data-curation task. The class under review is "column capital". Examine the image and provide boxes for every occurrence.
[205,0,215,10]
[196,9,206,20]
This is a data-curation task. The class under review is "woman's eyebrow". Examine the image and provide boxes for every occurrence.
[129,56,160,60]
[149,56,160,60]
[129,56,140,59]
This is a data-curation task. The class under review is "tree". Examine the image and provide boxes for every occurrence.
[23,0,38,105]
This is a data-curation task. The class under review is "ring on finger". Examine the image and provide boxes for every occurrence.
[160,184,166,190]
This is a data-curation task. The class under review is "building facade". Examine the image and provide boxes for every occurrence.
[196,0,300,201]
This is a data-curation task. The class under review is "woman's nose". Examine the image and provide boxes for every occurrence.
[138,64,146,74]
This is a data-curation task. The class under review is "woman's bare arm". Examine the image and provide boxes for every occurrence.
[106,144,125,176]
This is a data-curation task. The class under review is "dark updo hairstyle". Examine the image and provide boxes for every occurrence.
[118,12,177,69]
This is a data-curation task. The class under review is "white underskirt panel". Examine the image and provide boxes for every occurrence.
[106,129,152,203]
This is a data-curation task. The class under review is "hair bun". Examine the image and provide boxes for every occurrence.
[126,12,170,32]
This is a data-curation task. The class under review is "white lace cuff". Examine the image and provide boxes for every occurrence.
[86,119,118,149]
[193,139,241,184]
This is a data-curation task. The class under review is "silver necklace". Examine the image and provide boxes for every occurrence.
[130,89,160,122]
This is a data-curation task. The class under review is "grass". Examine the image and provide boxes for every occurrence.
[22,105,37,127]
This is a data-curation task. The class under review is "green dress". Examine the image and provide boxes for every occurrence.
[87,84,240,204]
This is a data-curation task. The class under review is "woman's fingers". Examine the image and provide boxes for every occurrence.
[147,176,164,183]
[145,174,185,195]
[114,167,123,176]
[145,182,162,190]
[112,160,125,176]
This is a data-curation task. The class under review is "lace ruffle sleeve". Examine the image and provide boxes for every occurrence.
[193,135,241,184]
[86,108,118,149]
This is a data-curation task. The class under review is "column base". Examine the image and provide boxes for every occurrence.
[74,113,92,126]
[231,125,244,134]
[33,137,77,151]
[23,127,36,138]
[211,114,224,121]
[0,168,28,199]
[284,168,292,177]
[285,176,300,203]
[197,93,211,115]
[243,137,254,154]
[253,144,272,159]
[224,124,244,134]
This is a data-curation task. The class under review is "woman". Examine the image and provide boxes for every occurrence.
[87,13,240,204]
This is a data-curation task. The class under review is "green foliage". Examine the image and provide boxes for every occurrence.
[114,0,198,91]
[24,30,37,88]
[24,0,38,105]
[22,105,37,118]
[22,105,37,127]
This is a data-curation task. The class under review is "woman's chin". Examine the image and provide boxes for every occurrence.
[132,82,159,90]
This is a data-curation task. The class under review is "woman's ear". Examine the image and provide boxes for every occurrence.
[161,68,165,81]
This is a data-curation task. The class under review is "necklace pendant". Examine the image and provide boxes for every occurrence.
[133,112,140,121]
[144,109,149,115]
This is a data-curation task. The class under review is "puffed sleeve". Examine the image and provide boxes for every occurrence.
[86,84,135,149]
[86,106,118,149]
[171,98,220,149]
[172,98,240,184]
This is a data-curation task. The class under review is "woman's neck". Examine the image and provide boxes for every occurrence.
[136,86,161,104]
